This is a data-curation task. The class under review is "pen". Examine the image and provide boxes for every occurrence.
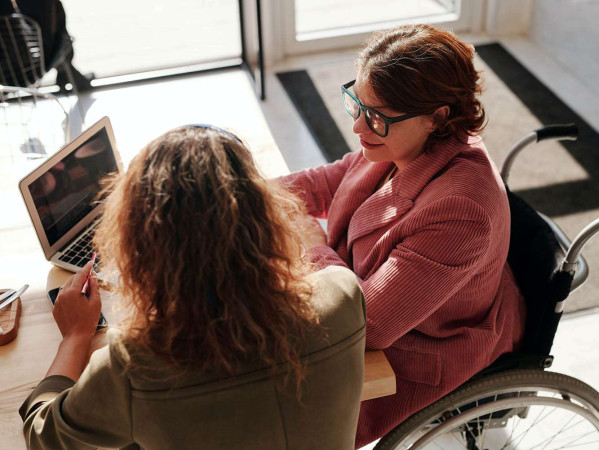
[81,252,97,295]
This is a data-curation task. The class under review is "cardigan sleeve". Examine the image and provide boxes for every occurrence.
[278,151,356,219]
[306,244,351,270]
[360,196,493,349]
[20,344,134,449]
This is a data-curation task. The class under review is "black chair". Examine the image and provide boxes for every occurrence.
[0,12,91,93]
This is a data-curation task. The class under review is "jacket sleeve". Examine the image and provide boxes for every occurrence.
[360,196,492,349]
[20,344,133,449]
[278,151,356,219]
[308,245,352,269]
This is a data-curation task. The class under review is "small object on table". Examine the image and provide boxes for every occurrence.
[0,284,28,310]
[0,288,16,303]
[0,288,23,345]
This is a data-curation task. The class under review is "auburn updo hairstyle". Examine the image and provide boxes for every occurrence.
[357,24,486,141]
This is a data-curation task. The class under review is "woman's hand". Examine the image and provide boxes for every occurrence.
[46,262,103,380]
[297,215,327,249]
[53,261,102,341]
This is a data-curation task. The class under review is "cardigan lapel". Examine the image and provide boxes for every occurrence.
[326,156,390,250]
[346,177,413,248]
[346,137,465,248]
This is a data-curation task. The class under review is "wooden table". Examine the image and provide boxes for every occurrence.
[363,350,396,401]
[0,264,395,449]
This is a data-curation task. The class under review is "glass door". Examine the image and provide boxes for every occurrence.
[56,0,267,98]
[61,0,242,79]
[275,0,482,57]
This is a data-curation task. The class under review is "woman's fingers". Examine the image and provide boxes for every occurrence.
[52,266,103,339]
[71,261,94,290]
[61,273,75,289]
[61,261,91,292]
[56,262,93,302]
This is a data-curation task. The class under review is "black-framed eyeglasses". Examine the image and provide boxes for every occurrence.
[341,80,420,137]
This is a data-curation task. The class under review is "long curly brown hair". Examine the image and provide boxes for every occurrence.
[358,24,486,142]
[94,126,317,382]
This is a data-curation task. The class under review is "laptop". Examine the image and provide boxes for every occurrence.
[19,117,123,273]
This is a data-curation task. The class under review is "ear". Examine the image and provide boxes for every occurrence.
[432,105,450,131]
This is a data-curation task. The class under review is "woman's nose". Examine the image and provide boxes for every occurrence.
[352,112,370,135]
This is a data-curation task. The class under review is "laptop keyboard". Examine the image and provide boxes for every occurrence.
[58,222,101,269]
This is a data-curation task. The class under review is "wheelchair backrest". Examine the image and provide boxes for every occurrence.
[506,188,573,356]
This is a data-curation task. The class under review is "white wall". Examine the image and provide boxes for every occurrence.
[529,0,599,97]
[485,0,534,35]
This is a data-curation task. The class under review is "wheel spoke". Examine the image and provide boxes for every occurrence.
[509,405,559,448]
[440,401,595,450]
[476,398,483,449]
[433,409,470,449]
[499,408,523,450]
[385,372,599,450]
[554,430,599,449]
[485,393,499,450]
[538,413,576,449]
[480,419,489,450]
[449,429,467,448]
[513,413,586,449]
[454,407,477,441]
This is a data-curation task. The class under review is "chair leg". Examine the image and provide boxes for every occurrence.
[53,33,93,94]
[59,61,88,122]
[58,61,93,92]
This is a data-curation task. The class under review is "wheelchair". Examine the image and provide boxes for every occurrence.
[375,124,599,450]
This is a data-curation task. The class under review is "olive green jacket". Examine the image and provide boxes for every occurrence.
[20,266,366,449]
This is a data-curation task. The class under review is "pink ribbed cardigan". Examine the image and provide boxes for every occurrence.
[280,135,526,448]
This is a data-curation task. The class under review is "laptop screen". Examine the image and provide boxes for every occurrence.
[26,128,118,247]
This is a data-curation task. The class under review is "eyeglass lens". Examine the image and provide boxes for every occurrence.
[343,91,387,136]
[365,110,386,136]
[343,91,360,118]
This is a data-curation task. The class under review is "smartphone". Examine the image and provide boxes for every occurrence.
[47,287,108,331]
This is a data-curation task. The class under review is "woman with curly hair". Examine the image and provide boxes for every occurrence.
[20,125,367,449]
[280,24,527,447]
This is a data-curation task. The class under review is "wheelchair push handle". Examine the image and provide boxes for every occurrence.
[535,123,578,142]
[500,123,579,183]
[551,217,599,313]
[539,212,589,292]
[562,218,599,275]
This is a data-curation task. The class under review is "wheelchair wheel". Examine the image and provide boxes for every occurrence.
[375,369,599,450]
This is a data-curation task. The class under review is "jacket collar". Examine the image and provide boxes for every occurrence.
[395,135,466,201]
[344,136,467,248]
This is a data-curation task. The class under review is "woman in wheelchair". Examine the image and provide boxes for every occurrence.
[279,24,528,447]
[20,126,367,449]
